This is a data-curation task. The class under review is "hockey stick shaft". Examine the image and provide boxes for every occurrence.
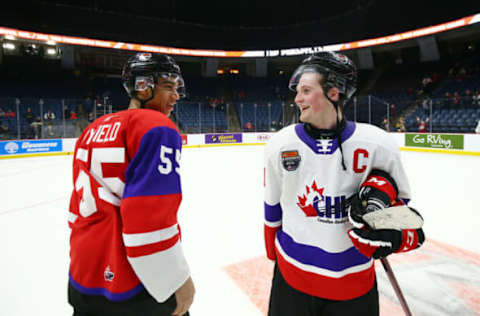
[380,258,413,316]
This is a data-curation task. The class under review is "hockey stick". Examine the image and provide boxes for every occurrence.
[380,258,413,316]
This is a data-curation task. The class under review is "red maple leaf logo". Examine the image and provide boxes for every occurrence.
[297,180,324,217]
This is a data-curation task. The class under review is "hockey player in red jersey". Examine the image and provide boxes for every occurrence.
[68,53,194,316]
[264,52,424,316]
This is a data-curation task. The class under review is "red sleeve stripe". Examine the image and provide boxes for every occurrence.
[123,223,179,247]
[126,234,180,258]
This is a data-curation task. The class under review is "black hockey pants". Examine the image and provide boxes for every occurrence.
[268,263,379,316]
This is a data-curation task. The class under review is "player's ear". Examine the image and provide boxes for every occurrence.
[327,87,340,102]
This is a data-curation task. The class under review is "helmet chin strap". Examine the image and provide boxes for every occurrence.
[325,92,347,171]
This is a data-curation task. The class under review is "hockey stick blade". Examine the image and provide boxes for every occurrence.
[362,205,423,230]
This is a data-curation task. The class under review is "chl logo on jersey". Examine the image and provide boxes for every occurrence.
[296,180,347,224]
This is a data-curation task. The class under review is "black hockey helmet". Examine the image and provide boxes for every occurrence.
[122,53,185,102]
[288,51,357,106]
[289,51,357,171]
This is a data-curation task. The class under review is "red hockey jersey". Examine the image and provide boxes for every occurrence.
[68,109,190,303]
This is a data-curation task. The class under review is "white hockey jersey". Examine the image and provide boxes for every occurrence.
[264,121,411,300]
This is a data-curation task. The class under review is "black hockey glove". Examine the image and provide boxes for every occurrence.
[348,226,425,259]
[347,169,398,229]
[347,169,425,259]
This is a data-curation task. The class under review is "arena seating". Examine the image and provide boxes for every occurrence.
[235,101,284,132]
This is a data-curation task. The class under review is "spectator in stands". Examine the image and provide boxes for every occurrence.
[396,117,406,132]
[476,120,480,134]
[381,118,390,132]
[24,107,34,124]
[238,90,245,101]
[448,66,455,77]
[0,123,9,139]
[0,108,5,118]
[31,116,43,139]
[23,107,35,138]
[83,95,94,115]
[421,74,432,95]
[473,90,480,107]
[390,103,397,122]
[464,89,473,108]
[245,121,253,131]
[452,91,461,107]
[70,111,78,120]
[63,105,71,120]
[278,120,284,130]
[75,102,89,137]
[43,109,56,136]
[443,92,452,109]
[5,109,15,118]
[416,117,428,133]
[270,120,277,132]
[209,97,218,108]
[458,67,467,80]
[214,97,225,111]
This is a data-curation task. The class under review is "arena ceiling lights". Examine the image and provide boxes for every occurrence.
[1,13,479,58]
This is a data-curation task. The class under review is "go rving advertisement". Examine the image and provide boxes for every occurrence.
[405,133,464,150]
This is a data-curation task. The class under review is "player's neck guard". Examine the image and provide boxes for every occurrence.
[304,119,346,140]
[304,100,348,170]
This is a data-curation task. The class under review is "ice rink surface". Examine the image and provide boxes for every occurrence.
[1,145,479,316]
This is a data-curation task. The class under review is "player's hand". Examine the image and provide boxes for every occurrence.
[348,227,423,259]
[347,186,392,229]
[172,276,195,316]
[346,193,369,228]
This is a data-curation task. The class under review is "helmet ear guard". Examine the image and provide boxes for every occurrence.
[134,76,155,92]
[325,72,356,102]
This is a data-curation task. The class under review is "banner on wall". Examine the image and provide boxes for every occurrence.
[405,133,464,150]
[0,139,63,156]
[256,134,271,142]
[205,133,242,144]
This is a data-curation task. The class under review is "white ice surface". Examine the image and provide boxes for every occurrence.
[0,146,479,315]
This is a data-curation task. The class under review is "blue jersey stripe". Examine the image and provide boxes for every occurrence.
[124,126,182,198]
[277,230,370,271]
[265,202,282,221]
[69,273,144,302]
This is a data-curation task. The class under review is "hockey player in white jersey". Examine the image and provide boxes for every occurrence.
[264,52,424,316]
